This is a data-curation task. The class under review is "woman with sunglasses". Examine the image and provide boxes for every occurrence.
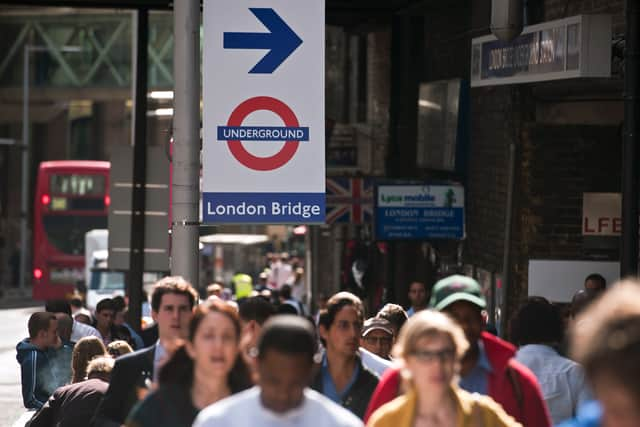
[367,310,520,427]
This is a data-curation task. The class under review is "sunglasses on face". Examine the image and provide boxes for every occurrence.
[409,348,456,363]
[363,336,392,346]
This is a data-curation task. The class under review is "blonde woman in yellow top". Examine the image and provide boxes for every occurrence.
[367,310,521,427]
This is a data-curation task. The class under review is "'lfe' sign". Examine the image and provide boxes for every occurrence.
[582,193,621,236]
[202,0,325,224]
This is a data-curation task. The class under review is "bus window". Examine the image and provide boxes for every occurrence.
[43,216,108,255]
[50,174,106,196]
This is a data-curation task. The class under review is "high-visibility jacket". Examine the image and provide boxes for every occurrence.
[232,273,253,299]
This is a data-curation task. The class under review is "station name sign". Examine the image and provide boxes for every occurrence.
[202,1,325,224]
[471,15,611,87]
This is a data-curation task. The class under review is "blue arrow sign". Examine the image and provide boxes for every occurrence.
[223,8,303,74]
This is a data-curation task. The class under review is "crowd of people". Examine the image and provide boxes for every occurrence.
[13,270,640,427]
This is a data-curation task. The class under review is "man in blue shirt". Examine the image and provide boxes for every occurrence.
[312,292,378,419]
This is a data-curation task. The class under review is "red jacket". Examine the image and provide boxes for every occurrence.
[364,332,551,427]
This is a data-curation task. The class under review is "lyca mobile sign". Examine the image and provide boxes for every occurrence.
[202,1,325,224]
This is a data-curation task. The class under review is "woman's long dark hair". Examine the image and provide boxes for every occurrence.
[159,299,251,392]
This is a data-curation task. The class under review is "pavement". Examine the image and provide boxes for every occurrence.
[0,289,42,427]
[11,410,35,427]
[0,304,42,426]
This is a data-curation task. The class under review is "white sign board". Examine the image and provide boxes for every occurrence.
[582,192,621,236]
[471,15,611,87]
[528,259,619,302]
[203,0,325,223]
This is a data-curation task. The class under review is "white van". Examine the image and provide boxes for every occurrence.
[84,230,163,317]
[86,256,162,318]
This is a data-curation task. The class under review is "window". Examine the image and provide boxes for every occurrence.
[416,79,462,171]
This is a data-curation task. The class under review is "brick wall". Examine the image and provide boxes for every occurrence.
[545,0,625,34]
[464,0,625,321]
[466,86,517,273]
[512,124,621,302]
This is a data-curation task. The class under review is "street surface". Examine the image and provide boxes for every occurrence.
[0,304,42,426]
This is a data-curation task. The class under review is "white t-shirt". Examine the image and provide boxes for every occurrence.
[268,261,292,289]
[193,387,363,427]
[70,320,100,343]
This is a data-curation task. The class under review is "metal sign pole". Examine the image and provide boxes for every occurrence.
[19,46,30,290]
[171,0,200,286]
[127,9,149,332]
[622,0,640,277]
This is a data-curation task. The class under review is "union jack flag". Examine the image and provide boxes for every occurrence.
[325,177,373,224]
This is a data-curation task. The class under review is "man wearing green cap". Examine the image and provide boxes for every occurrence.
[364,275,551,427]
[429,275,492,393]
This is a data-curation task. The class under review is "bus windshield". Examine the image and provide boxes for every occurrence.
[43,215,108,255]
[50,174,106,196]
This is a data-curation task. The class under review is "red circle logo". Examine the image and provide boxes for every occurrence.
[225,96,300,171]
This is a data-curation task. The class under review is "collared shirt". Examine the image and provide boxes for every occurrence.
[152,340,167,384]
[70,321,100,343]
[459,340,492,395]
[321,354,360,404]
[516,344,592,424]
[359,347,392,378]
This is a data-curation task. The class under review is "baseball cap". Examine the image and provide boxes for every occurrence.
[362,317,393,337]
[429,275,486,311]
[73,308,93,322]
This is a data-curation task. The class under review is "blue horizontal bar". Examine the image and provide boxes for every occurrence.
[203,192,325,224]
[217,126,309,142]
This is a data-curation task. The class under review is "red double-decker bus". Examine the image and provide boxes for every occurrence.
[32,160,110,300]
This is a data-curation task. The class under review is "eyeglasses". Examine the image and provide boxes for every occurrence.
[363,336,392,346]
[410,348,456,363]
